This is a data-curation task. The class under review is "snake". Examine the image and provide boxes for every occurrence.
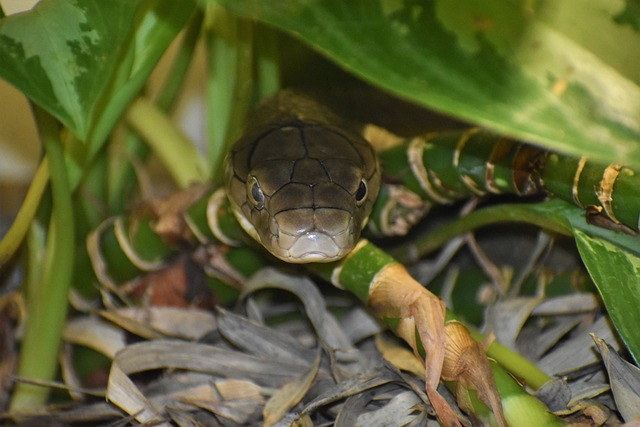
[224,90,381,263]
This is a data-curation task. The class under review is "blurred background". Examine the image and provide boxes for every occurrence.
[0,0,208,218]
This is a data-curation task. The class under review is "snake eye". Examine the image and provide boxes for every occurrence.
[247,176,265,209]
[355,179,368,206]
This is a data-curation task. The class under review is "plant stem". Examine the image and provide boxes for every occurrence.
[11,107,74,410]
[206,4,254,186]
[0,160,49,266]
[125,97,209,188]
[254,24,280,99]
[390,203,573,262]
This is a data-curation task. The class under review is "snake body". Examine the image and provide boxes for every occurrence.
[224,90,381,263]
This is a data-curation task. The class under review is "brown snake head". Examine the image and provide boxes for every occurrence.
[224,119,380,263]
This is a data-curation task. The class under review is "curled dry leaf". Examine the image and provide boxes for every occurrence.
[105,306,217,340]
[592,334,640,422]
[299,368,399,416]
[354,390,427,426]
[107,363,164,425]
[181,378,264,424]
[484,296,544,351]
[242,267,356,353]
[63,316,127,359]
[367,262,460,426]
[150,183,212,245]
[539,316,621,376]
[263,350,322,427]
[442,321,506,427]
[375,333,426,377]
[217,308,314,368]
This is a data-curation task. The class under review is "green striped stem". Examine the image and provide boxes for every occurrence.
[86,186,262,304]
[370,127,640,236]
[312,240,561,426]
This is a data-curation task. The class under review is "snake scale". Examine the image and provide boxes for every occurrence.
[224,90,381,263]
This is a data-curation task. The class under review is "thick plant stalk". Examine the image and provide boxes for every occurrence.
[312,240,562,426]
[371,128,640,237]
[11,108,74,410]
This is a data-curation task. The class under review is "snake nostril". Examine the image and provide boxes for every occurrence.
[247,176,265,209]
[355,179,368,206]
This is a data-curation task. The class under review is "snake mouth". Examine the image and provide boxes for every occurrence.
[285,252,341,263]
[275,231,347,263]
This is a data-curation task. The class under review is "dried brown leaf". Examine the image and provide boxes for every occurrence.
[217,307,314,366]
[112,340,306,386]
[539,316,620,376]
[368,262,460,426]
[340,306,383,342]
[334,391,373,427]
[536,378,572,412]
[593,334,640,422]
[300,367,398,415]
[126,255,215,309]
[165,409,202,427]
[292,413,314,427]
[531,293,600,316]
[150,183,212,245]
[376,334,425,377]
[442,321,506,427]
[100,309,163,340]
[518,314,585,360]
[263,350,322,427]
[242,268,356,353]
[183,377,264,424]
[484,296,543,351]
[107,306,217,340]
[63,316,127,358]
[106,363,164,425]
[354,390,427,426]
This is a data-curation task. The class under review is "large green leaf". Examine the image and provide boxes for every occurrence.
[575,229,640,364]
[539,199,640,259]
[215,0,640,167]
[0,0,195,149]
[0,0,136,139]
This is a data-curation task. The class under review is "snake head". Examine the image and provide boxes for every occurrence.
[225,121,380,263]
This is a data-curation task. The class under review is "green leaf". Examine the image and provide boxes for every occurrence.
[538,199,640,258]
[87,0,197,155]
[0,0,196,149]
[0,0,135,139]
[574,229,640,364]
[214,0,640,167]
[391,198,640,262]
